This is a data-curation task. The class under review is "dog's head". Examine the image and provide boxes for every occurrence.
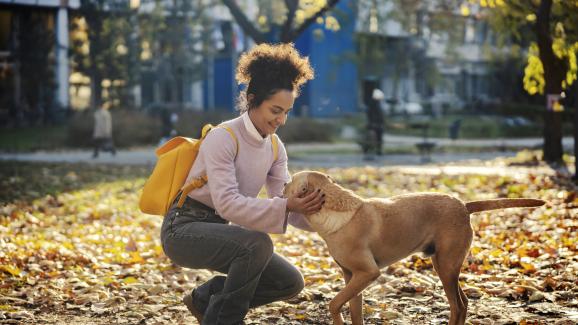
[283,170,335,199]
[285,171,362,234]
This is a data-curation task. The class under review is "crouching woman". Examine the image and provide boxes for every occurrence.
[160,43,324,325]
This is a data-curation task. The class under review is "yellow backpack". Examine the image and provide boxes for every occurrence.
[139,123,279,216]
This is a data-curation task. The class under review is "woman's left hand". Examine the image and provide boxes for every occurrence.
[286,189,325,215]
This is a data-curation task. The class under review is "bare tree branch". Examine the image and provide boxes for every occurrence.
[281,0,298,43]
[286,0,340,42]
[221,0,267,44]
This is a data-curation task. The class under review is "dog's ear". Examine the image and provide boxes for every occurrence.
[327,175,336,183]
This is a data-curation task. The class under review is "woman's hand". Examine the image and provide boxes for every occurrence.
[286,189,325,215]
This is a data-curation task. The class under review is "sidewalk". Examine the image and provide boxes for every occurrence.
[0,135,573,169]
[282,134,575,152]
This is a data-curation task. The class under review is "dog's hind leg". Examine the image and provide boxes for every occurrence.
[329,255,380,325]
[431,229,472,325]
[339,267,363,325]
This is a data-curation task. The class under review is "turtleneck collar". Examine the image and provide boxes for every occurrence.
[242,111,269,143]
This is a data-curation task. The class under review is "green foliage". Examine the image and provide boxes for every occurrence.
[71,0,134,108]
[223,0,340,43]
[172,110,237,138]
[1,111,337,151]
[172,111,336,143]
[384,112,574,139]
[470,0,578,94]
[139,0,217,102]
[71,0,217,109]
[277,117,338,143]
[0,126,67,152]
[524,43,546,95]
[173,111,337,143]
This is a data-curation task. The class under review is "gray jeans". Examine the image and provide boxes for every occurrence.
[160,196,304,325]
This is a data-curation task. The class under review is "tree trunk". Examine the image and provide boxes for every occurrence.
[281,0,298,42]
[574,102,578,182]
[91,69,103,109]
[543,107,563,162]
[11,13,22,126]
[536,0,565,163]
[221,0,267,44]
[88,15,103,109]
[569,81,578,181]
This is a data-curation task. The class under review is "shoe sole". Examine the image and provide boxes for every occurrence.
[183,293,203,323]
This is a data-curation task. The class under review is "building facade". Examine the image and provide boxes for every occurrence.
[356,1,500,115]
[0,0,78,124]
[0,0,507,123]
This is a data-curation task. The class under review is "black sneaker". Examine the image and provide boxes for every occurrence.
[183,290,203,323]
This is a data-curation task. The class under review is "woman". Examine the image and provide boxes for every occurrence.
[160,43,324,325]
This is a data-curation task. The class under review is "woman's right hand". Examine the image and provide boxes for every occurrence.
[286,189,325,215]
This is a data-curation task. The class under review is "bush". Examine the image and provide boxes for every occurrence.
[277,117,337,143]
[67,109,162,148]
[175,111,336,143]
[173,110,236,138]
[0,126,68,152]
[66,109,337,147]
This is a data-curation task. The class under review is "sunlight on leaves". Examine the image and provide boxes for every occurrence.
[1,160,576,323]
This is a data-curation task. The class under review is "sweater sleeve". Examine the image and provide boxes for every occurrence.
[265,137,314,232]
[202,128,288,234]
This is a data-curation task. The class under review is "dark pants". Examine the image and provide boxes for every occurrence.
[362,126,383,156]
[92,137,116,157]
[160,197,304,325]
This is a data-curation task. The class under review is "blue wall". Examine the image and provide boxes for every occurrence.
[295,1,358,117]
[204,1,358,118]
[203,56,235,110]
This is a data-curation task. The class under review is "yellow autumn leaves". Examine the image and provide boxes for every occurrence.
[1,158,577,323]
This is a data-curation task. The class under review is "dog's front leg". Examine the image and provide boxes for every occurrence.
[329,264,380,325]
[340,267,363,325]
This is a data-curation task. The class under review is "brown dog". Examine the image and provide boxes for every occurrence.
[283,171,545,325]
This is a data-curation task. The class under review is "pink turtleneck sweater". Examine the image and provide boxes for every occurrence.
[186,114,311,234]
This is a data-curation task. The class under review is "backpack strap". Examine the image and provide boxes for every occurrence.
[271,134,279,161]
[218,124,239,160]
[176,124,238,208]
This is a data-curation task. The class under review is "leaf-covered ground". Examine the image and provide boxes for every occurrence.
[1,156,577,325]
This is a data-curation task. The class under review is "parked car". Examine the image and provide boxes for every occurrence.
[383,98,424,115]
[503,116,534,127]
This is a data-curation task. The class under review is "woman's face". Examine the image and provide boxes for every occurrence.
[248,89,294,137]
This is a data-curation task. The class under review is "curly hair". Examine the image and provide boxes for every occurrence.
[235,43,314,112]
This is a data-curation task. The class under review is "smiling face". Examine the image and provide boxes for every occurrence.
[248,89,294,137]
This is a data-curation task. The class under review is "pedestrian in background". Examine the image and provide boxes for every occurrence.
[449,119,462,140]
[159,109,179,146]
[170,111,179,137]
[362,77,385,158]
[92,105,116,158]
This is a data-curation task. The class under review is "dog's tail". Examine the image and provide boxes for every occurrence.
[465,198,545,214]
